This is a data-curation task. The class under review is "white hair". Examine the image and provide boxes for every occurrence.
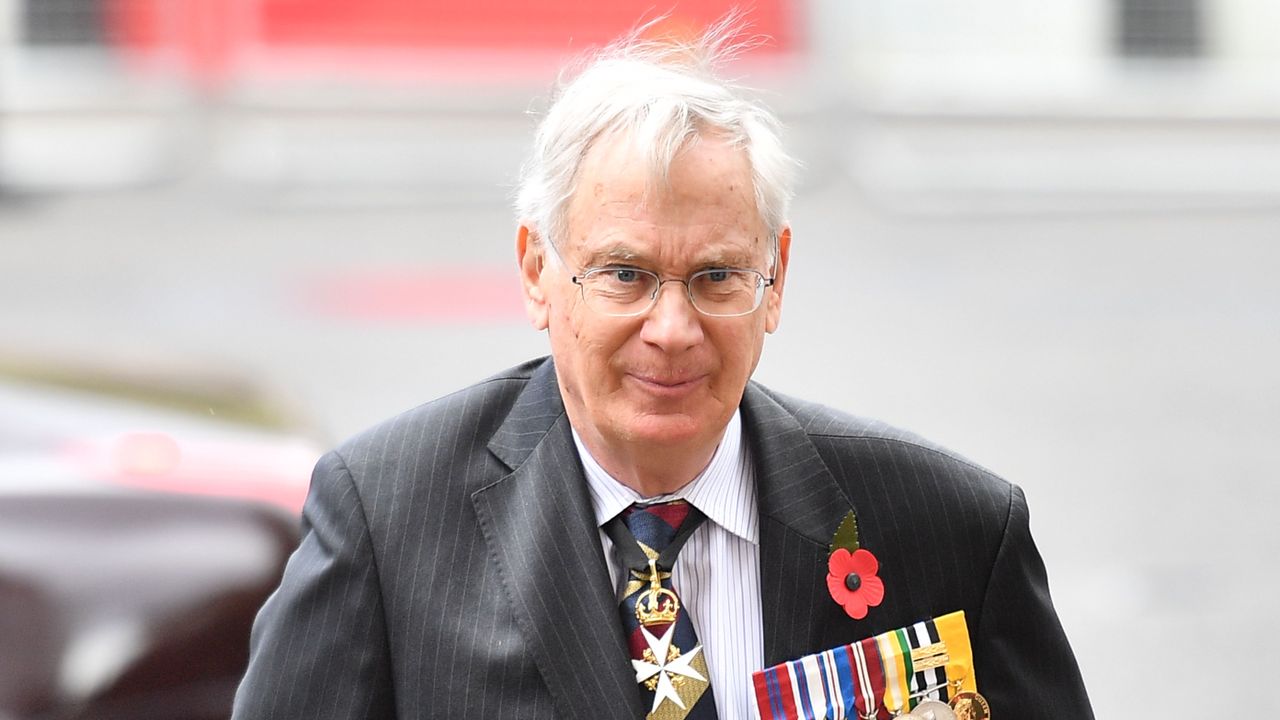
[514,17,797,255]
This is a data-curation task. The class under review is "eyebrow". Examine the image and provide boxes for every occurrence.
[580,244,645,267]
[698,248,759,269]
[579,242,764,271]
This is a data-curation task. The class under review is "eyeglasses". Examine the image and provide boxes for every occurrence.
[542,238,776,317]
[569,266,774,317]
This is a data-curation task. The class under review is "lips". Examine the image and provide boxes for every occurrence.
[634,375,700,386]
[626,372,708,398]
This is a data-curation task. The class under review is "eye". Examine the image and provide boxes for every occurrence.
[583,266,653,296]
[704,269,730,282]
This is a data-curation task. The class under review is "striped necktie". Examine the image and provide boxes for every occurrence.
[605,500,718,720]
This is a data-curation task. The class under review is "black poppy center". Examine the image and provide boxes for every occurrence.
[844,572,862,591]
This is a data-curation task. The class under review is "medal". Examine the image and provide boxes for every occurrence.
[912,699,958,720]
[874,629,914,716]
[907,621,950,705]
[932,612,976,699]
[751,610,980,720]
[633,560,681,627]
[949,691,991,720]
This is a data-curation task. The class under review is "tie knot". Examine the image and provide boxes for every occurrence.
[622,500,694,551]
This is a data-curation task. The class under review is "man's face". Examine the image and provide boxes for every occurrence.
[518,134,790,460]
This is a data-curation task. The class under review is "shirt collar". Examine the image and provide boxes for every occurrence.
[575,409,758,545]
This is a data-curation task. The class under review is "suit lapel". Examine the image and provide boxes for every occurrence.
[472,361,645,720]
[741,384,857,666]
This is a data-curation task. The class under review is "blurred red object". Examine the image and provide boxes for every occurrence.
[250,0,793,50]
[0,378,320,719]
[0,493,299,720]
[106,0,795,85]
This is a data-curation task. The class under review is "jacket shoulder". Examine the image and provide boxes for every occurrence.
[748,384,1025,631]
[754,385,997,467]
[749,383,1014,512]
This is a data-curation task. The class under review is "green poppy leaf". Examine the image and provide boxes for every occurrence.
[829,511,860,553]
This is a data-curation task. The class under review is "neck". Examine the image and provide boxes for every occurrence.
[574,425,726,498]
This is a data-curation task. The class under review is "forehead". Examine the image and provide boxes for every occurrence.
[564,133,767,264]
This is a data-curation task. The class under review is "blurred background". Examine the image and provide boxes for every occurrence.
[1,0,1277,717]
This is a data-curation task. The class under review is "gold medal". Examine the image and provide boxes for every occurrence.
[913,698,958,720]
[949,691,991,720]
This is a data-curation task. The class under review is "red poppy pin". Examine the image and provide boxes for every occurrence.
[826,511,884,620]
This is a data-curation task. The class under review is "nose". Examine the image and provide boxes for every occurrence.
[639,280,704,352]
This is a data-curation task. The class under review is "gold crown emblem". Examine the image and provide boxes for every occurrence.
[635,586,680,626]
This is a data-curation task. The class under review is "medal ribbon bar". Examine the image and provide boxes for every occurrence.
[751,611,978,720]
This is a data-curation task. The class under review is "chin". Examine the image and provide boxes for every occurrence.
[616,410,719,448]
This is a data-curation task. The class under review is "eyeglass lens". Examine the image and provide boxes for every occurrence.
[578,268,764,317]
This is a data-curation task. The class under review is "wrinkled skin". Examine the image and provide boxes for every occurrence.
[517,134,791,494]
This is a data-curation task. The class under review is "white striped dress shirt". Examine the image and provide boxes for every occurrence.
[573,410,764,720]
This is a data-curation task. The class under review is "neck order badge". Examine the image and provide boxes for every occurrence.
[605,500,719,720]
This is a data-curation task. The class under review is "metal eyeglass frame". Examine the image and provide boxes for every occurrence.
[543,239,775,318]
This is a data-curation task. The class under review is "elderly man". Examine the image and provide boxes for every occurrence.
[234,23,1092,720]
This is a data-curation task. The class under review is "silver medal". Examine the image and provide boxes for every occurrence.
[912,699,958,720]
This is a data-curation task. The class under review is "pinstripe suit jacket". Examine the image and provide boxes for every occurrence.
[233,357,1092,719]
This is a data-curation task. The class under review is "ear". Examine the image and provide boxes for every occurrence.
[764,226,790,334]
[517,223,550,330]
